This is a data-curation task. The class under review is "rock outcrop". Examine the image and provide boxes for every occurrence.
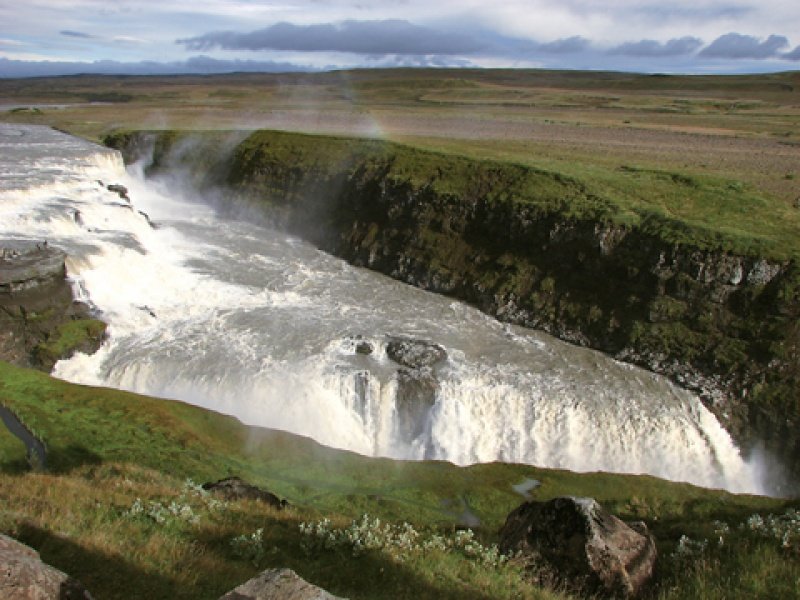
[0,241,106,371]
[383,337,447,444]
[218,568,344,600]
[499,496,657,598]
[106,183,129,201]
[385,338,447,445]
[0,533,93,599]
[202,477,288,509]
[385,337,446,369]
[393,367,437,442]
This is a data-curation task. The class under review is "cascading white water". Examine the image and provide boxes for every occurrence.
[0,124,765,494]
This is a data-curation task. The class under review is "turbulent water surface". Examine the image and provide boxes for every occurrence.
[0,124,765,493]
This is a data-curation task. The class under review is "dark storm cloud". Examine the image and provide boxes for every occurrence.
[784,46,800,61]
[0,56,313,78]
[699,33,789,59]
[537,36,590,54]
[608,36,703,57]
[176,20,484,55]
[60,30,95,39]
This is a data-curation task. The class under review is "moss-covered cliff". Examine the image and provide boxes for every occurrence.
[0,242,106,371]
[105,129,800,481]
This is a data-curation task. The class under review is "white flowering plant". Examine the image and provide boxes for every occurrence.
[230,528,266,566]
[672,507,800,566]
[744,508,800,553]
[126,478,225,527]
[298,513,508,567]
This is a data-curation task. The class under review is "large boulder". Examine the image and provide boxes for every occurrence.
[385,337,446,368]
[202,477,288,509]
[0,534,92,599]
[499,496,656,598]
[218,568,345,600]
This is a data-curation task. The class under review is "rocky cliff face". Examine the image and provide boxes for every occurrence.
[0,241,106,371]
[106,130,800,483]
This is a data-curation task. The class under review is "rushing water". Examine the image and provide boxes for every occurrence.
[0,124,765,493]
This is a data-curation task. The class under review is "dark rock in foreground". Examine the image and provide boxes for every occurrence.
[0,533,93,599]
[386,336,446,369]
[218,568,345,600]
[499,496,657,598]
[202,477,288,509]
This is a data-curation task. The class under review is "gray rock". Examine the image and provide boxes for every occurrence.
[355,341,373,355]
[218,568,345,600]
[0,534,93,599]
[499,496,657,598]
[202,477,288,509]
[343,335,373,355]
[386,337,446,368]
[0,242,65,294]
[106,183,129,201]
[394,367,437,441]
[746,259,781,286]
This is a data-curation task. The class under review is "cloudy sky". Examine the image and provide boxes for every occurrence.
[1,0,799,77]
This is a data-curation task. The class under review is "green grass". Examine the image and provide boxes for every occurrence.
[33,319,107,366]
[1,360,797,599]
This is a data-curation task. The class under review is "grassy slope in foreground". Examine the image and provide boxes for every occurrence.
[1,361,798,599]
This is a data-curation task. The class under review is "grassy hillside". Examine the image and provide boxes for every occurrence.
[1,361,798,599]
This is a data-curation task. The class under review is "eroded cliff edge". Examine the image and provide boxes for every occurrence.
[106,130,800,483]
[0,241,106,371]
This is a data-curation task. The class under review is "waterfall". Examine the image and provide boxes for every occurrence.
[0,124,766,494]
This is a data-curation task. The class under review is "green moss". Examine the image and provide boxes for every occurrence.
[34,319,106,365]
[648,297,689,322]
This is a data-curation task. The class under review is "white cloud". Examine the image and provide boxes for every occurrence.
[2,1,800,76]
